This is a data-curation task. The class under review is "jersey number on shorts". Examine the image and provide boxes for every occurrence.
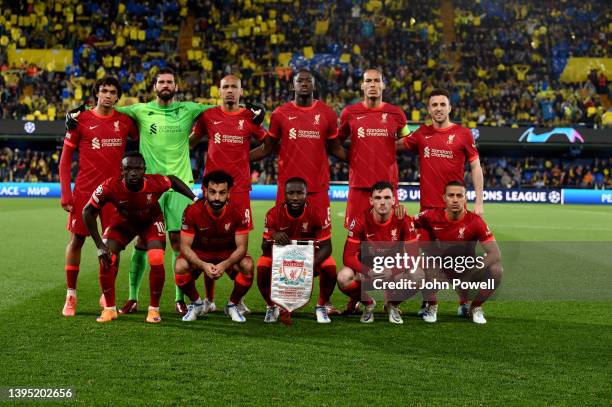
[154,221,166,235]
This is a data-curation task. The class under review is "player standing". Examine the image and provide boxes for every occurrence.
[397,88,484,315]
[256,178,337,324]
[59,76,138,316]
[338,181,423,324]
[188,75,265,314]
[413,181,502,324]
[82,152,197,323]
[174,171,253,323]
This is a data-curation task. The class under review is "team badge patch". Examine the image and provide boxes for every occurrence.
[271,241,314,312]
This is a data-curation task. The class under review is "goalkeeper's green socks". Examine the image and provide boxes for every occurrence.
[172,251,185,302]
[128,248,148,301]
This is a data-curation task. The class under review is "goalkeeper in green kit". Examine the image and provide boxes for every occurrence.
[66,67,264,315]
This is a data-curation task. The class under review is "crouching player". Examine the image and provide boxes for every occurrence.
[174,171,253,323]
[338,181,423,324]
[257,177,337,324]
[415,181,502,324]
[83,151,196,323]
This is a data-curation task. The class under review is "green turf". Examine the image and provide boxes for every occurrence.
[0,199,610,406]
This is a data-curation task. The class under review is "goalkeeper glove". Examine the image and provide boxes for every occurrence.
[65,104,88,130]
[245,102,265,126]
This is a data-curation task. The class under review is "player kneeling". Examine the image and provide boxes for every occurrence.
[83,151,196,323]
[257,178,337,324]
[174,171,253,323]
[415,181,503,324]
[338,181,423,324]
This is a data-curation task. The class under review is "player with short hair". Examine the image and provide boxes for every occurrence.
[414,181,502,324]
[339,181,423,324]
[397,87,485,315]
[59,76,138,316]
[174,170,254,323]
[82,151,197,323]
[256,177,337,324]
[188,75,265,314]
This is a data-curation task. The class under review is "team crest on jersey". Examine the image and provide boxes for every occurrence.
[391,228,398,241]
[458,227,465,239]
[314,114,320,125]
[238,119,244,130]
[214,133,221,144]
[91,137,101,150]
[114,121,120,132]
[302,222,309,232]
[447,134,455,145]
[225,222,231,231]
[381,113,388,123]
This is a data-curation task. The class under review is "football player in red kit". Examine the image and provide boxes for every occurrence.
[338,181,423,324]
[256,178,337,325]
[82,152,196,323]
[414,181,502,324]
[189,75,265,314]
[59,76,138,316]
[174,171,254,323]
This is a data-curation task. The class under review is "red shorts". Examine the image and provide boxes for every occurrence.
[103,213,166,249]
[417,205,443,241]
[275,186,330,214]
[67,194,116,236]
[344,187,399,229]
[229,190,253,230]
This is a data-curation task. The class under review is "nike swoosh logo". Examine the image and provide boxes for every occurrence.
[280,227,289,230]
[433,227,443,230]
[89,125,100,130]
[366,233,375,238]
[356,116,366,120]
[199,227,210,231]
[119,200,128,204]
[213,121,222,125]
[288,116,297,120]
[425,136,433,139]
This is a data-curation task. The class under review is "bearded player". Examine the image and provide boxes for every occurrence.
[188,75,265,315]
[397,88,484,316]
[256,178,336,324]
[59,76,138,316]
[174,171,253,323]
[82,152,197,323]
[250,69,343,315]
[339,181,423,324]
[414,181,502,324]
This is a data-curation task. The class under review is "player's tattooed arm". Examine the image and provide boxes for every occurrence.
[327,138,348,161]
[249,136,277,162]
[189,130,204,149]
[82,203,112,266]
[167,175,196,201]
[480,240,501,269]
[314,238,332,266]
[217,233,248,273]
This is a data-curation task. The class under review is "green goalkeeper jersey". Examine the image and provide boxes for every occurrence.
[116,101,214,184]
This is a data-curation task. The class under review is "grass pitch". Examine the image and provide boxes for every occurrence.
[0,199,610,406]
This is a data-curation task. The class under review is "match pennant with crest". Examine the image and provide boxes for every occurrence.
[270,241,315,312]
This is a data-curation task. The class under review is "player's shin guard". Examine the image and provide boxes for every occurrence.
[175,273,199,302]
[148,249,165,308]
[230,272,253,304]
[99,260,119,307]
[256,256,273,306]
[317,257,337,306]
[128,248,147,301]
[204,275,216,302]
[65,265,79,290]
[172,251,184,302]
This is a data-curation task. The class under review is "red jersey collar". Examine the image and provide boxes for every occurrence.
[284,203,306,220]
[361,101,386,111]
[370,209,393,226]
[122,176,147,192]
[291,100,318,111]
[430,123,458,133]
[205,201,228,219]
[221,107,246,116]
[444,208,466,223]
[90,109,116,119]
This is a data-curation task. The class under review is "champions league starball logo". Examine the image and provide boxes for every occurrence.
[548,191,561,204]
[519,128,585,144]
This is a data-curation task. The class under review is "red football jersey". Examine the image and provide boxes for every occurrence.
[180,200,250,257]
[403,124,479,209]
[338,102,407,188]
[263,203,331,242]
[63,109,138,197]
[347,210,417,243]
[89,174,172,224]
[268,101,338,192]
[193,107,266,193]
[413,208,494,243]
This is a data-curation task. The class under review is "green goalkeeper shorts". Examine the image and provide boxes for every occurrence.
[158,189,193,232]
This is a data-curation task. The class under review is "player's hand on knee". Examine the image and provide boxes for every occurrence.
[96,244,112,267]
[272,232,290,245]
[65,104,88,130]
[245,102,265,125]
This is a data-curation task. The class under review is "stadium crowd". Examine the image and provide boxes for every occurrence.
[2,147,609,189]
[0,0,609,126]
